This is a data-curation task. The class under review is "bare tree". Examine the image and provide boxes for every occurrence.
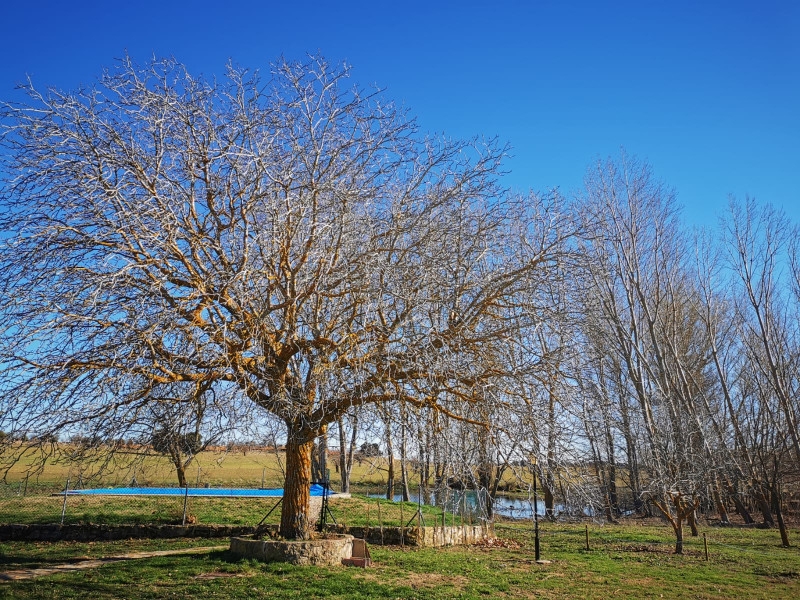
[0,55,574,538]
[578,153,718,552]
[722,198,800,467]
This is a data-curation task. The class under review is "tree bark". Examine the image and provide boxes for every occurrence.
[674,518,684,554]
[311,424,327,483]
[688,509,699,537]
[175,461,188,488]
[337,418,351,493]
[281,428,314,540]
[384,408,395,500]
[710,478,730,525]
[399,405,411,501]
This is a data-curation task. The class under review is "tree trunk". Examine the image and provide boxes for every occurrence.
[337,418,350,493]
[311,424,327,483]
[653,493,697,555]
[755,485,775,526]
[688,509,699,537]
[175,461,188,488]
[708,481,728,525]
[771,486,791,547]
[281,429,314,540]
[399,406,411,501]
[543,482,555,520]
[674,518,684,554]
[725,477,754,524]
[417,414,432,505]
[384,408,395,500]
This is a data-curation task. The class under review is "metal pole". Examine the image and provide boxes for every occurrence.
[533,469,540,561]
[182,485,189,525]
[60,477,70,525]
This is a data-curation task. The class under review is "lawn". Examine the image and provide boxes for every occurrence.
[2,449,799,598]
[2,515,799,599]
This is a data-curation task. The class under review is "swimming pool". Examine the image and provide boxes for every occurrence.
[64,484,327,497]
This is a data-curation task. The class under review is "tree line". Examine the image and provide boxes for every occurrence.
[0,55,797,547]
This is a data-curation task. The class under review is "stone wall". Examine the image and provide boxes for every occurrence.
[0,523,256,542]
[324,523,493,547]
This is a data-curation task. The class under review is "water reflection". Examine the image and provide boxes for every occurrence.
[366,490,552,520]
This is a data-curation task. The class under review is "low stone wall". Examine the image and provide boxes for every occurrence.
[230,534,354,566]
[324,523,493,547]
[0,523,256,542]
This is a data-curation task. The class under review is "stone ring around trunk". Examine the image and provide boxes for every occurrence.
[229,534,355,566]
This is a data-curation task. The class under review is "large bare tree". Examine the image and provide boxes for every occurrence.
[0,55,572,538]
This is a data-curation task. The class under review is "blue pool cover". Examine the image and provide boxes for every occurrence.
[64,484,327,497]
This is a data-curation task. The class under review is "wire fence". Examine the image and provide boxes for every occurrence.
[0,480,445,529]
[3,474,799,565]
[0,479,290,527]
[495,521,800,565]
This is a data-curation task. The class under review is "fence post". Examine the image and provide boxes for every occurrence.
[182,485,189,525]
[703,533,709,561]
[585,524,590,551]
[400,501,404,547]
[60,477,70,525]
[377,501,384,545]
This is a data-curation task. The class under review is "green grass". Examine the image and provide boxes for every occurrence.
[2,521,800,599]
[2,454,799,599]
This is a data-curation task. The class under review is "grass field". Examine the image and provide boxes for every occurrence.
[1,514,799,599]
[1,445,411,492]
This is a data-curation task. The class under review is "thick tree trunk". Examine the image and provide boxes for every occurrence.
[281,430,314,540]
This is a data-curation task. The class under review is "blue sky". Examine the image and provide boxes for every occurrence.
[1,0,797,227]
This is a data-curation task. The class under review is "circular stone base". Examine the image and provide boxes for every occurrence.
[230,534,354,566]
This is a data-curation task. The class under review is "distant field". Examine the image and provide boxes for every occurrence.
[1,444,525,495]
[0,445,393,492]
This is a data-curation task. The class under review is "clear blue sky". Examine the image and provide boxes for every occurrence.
[1,0,798,227]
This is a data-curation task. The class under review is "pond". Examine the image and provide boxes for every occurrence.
[366,489,554,520]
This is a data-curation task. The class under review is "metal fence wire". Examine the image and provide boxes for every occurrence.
[0,479,291,527]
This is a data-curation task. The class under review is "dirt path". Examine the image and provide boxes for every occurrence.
[0,545,229,582]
